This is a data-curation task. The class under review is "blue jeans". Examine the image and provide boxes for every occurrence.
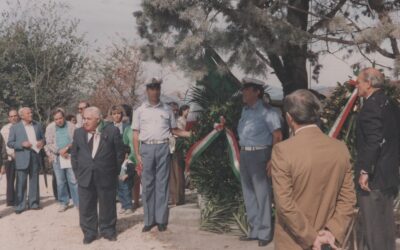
[118,178,133,209]
[53,156,79,207]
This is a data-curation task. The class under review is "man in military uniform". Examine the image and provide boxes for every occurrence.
[132,78,191,232]
[237,78,282,247]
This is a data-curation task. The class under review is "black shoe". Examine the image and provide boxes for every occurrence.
[258,239,272,247]
[239,236,257,241]
[103,234,117,241]
[157,224,167,232]
[15,210,23,214]
[142,224,156,232]
[30,206,42,210]
[83,236,97,245]
[6,203,14,207]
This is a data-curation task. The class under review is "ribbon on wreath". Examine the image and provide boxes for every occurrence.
[185,116,241,180]
[185,81,359,179]
[328,80,358,138]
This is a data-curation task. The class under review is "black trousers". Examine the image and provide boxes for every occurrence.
[358,189,396,250]
[78,171,117,238]
[5,160,16,206]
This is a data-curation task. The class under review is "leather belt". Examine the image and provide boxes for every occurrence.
[240,145,269,151]
[141,139,169,145]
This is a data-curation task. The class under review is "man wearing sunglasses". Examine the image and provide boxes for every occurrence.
[76,101,90,128]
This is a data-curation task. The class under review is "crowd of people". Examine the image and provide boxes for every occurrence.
[0,67,398,250]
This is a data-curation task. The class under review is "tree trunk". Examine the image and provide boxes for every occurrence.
[268,0,309,96]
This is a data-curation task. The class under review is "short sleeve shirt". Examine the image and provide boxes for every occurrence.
[237,100,281,147]
[132,101,177,141]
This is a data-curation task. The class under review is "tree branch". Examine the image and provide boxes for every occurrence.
[308,0,347,34]
[311,34,396,59]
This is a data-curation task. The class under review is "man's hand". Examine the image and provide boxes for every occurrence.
[59,147,69,158]
[312,230,337,250]
[359,171,371,192]
[22,141,32,148]
[136,154,142,167]
[266,160,272,177]
[0,166,5,175]
[136,163,143,177]
[36,140,44,149]
[135,154,143,177]
[61,154,70,160]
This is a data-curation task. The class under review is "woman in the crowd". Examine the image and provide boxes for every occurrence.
[170,104,190,205]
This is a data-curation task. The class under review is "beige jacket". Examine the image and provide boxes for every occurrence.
[44,121,75,163]
[271,126,356,250]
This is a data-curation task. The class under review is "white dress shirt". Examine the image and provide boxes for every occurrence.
[23,121,40,153]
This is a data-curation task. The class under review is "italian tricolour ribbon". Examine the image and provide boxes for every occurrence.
[328,80,358,138]
[186,80,358,179]
[185,116,240,180]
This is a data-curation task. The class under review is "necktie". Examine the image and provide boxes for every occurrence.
[88,133,94,152]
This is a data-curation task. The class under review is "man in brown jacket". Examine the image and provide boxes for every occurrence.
[271,89,356,250]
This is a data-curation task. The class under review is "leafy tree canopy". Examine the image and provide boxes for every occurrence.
[0,1,89,122]
[135,0,400,96]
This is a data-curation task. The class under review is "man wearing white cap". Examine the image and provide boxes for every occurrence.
[132,78,191,232]
[237,78,282,247]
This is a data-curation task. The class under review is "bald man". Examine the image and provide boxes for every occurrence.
[355,68,400,249]
[71,107,124,244]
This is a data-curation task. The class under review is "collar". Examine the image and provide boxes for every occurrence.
[145,100,163,108]
[87,120,105,134]
[366,89,380,100]
[22,120,33,126]
[294,124,318,135]
[56,122,67,129]
[244,100,262,110]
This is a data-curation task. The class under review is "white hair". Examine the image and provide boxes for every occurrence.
[84,106,102,119]
[18,107,31,117]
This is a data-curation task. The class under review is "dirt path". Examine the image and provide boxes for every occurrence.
[0,175,170,250]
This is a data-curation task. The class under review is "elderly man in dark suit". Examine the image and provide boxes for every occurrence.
[71,106,124,244]
[355,68,400,250]
[7,107,44,214]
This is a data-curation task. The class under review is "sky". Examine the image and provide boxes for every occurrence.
[0,0,397,100]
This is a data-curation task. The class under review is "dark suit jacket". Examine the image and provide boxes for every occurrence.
[71,123,125,188]
[355,89,400,191]
[7,121,44,170]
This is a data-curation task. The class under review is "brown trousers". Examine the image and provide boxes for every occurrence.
[169,152,185,205]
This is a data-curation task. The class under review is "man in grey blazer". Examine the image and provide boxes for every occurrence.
[7,107,44,214]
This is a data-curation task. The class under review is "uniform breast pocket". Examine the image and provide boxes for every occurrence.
[160,114,170,126]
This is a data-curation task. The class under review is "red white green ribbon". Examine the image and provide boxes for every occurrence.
[328,80,358,138]
[185,116,240,180]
